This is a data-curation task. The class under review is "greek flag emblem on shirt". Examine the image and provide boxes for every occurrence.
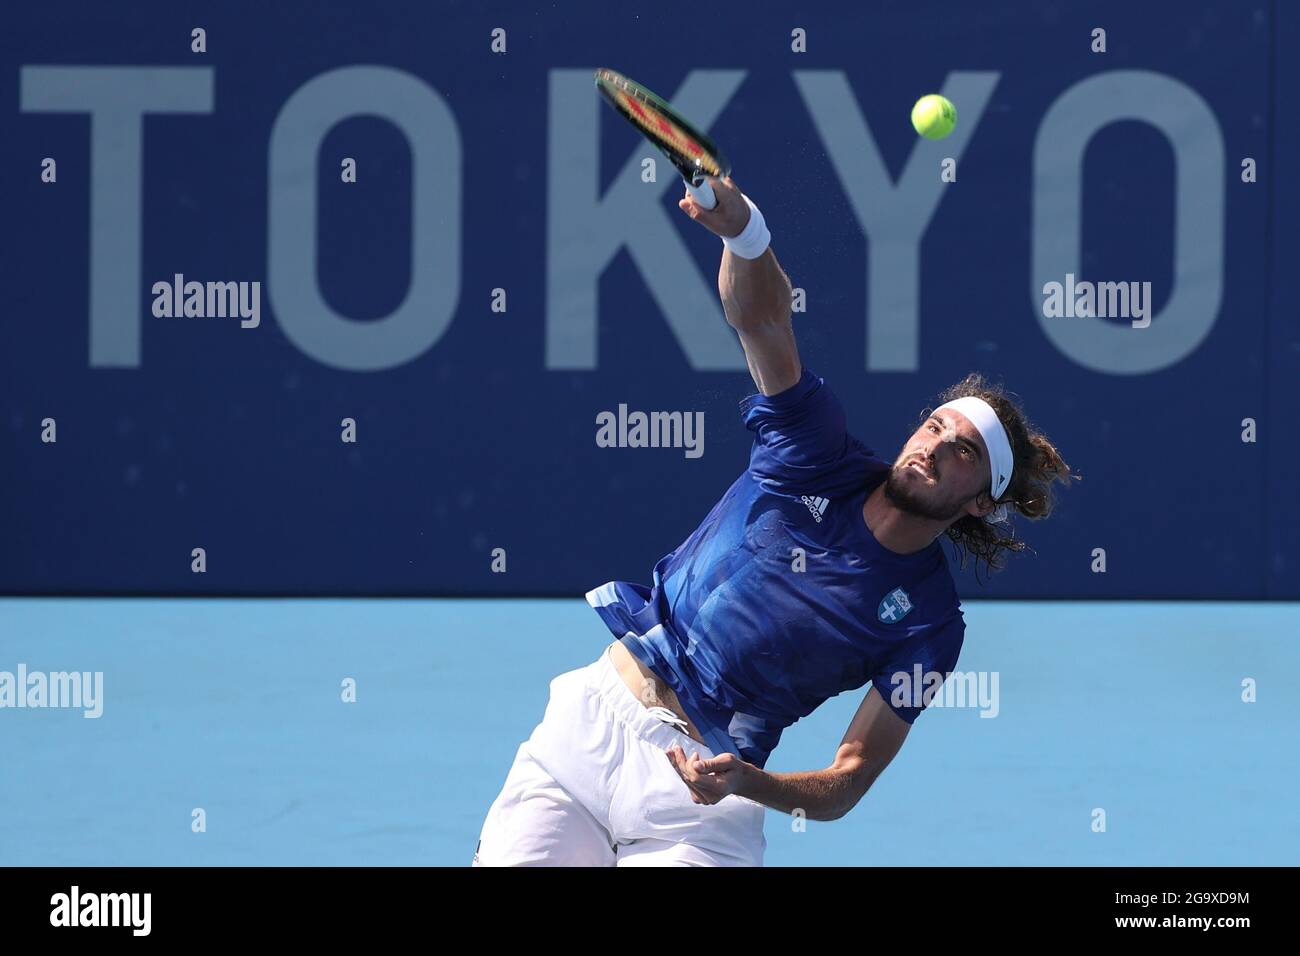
[877,587,914,624]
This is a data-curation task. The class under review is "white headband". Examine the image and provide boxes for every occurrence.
[933,396,1014,513]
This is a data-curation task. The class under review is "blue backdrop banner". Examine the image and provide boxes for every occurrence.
[3,0,1295,597]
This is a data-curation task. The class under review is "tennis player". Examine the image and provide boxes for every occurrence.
[473,177,1074,866]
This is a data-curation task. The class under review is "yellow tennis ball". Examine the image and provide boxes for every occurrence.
[911,94,957,140]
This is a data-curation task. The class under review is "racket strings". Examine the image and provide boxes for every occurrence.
[596,70,728,178]
[616,101,717,171]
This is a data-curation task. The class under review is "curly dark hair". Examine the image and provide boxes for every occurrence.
[920,372,1079,582]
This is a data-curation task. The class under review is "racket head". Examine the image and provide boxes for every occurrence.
[594,68,731,185]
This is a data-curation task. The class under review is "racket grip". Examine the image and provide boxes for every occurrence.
[686,178,717,210]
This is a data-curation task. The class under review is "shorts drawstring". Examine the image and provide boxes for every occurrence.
[643,705,690,735]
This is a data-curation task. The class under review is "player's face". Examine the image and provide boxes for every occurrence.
[883,411,992,523]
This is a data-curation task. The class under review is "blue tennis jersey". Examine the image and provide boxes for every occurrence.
[586,367,965,769]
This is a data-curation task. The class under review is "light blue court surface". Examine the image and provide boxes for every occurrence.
[1,599,1296,867]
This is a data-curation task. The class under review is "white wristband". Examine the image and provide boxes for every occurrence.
[721,194,771,259]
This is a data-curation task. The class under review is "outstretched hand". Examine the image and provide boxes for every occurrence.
[664,741,756,805]
[677,176,751,240]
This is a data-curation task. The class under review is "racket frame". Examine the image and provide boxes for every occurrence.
[594,67,730,209]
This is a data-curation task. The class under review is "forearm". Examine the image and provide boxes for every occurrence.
[739,762,863,822]
[718,246,792,333]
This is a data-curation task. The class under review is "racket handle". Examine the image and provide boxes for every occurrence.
[686,177,717,210]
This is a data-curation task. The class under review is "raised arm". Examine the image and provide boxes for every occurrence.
[665,687,911,821]
[679,178,801,396]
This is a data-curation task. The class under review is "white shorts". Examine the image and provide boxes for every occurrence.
[472,644,767,866]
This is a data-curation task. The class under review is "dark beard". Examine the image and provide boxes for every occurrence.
[882,467,965,522]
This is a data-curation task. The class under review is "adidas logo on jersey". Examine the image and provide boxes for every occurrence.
[801,495,829,523]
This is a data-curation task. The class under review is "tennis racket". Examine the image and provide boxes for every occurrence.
[594,67,731,210]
